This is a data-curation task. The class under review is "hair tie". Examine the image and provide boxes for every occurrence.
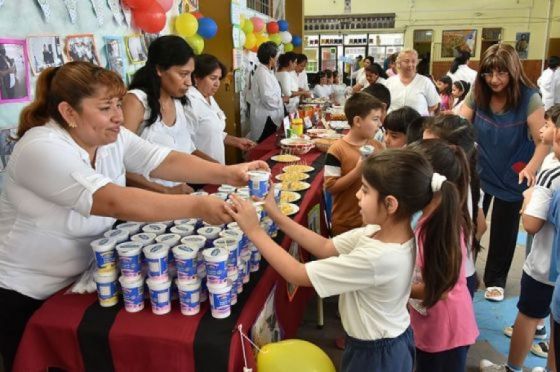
[431,172,447,192]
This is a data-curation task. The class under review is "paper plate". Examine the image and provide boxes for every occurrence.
[275,172,310,182]
[271,154,301,163]
[282,164,315,173]
[280,181,311,192]
[279,203,300,216]
[280,191,301,203]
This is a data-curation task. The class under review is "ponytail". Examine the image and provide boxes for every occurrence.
[17,67,58,139]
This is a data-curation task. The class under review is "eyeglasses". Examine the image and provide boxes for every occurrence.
[481,71,509,80]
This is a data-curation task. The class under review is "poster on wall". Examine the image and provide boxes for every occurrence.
[27,35,64,75]
[0,127,17,172]
[103,36,127,82]
[0,39,31,103]
[125,35,148,64]
[64,34,100,65]
[515,32,530,60]
[180,0,199,12]
[441,29,477,58]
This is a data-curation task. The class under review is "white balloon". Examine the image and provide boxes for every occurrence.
[280,31,292,44]
[239,31,246,48]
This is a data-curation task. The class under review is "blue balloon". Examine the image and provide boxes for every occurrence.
[278,20,289,32]
[197,17,218,39]
[292,35,302,47]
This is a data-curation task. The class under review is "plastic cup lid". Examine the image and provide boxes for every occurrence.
[143,243,170,258]
[91,237,116,251]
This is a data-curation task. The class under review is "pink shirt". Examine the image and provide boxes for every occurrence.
[410,222,479,353]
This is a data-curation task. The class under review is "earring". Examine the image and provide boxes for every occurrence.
[67,121,77,128]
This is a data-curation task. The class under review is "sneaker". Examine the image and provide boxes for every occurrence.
[485,287,504,301]
[531,341,549,358]
[503,325,547,339]
[479,360,507,371]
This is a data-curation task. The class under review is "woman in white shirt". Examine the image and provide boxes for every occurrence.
[188,54,255,164]
[0,61,267,372]
[385,49,440,116]
[248,41,286,142]
[351,56,374,92]
[276,52,303,115]
[537,55,560,110]
[362,63,387,90]
[446,51,477,86]
[312,70,333,99]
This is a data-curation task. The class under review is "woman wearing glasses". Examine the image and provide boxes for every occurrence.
[460,43,546,302]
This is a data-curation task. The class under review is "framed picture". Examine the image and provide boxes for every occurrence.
[64,34,100,65]
[0,38,31,103]
[143,32,160,48]
[103,36,127,82]
[27,35,64,75]
[441,29,477,58]
[125,35,148,64]
[515,32,530,60]
[0,127,17,172]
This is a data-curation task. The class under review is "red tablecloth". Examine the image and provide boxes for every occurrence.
[13,137,327,372]
[246,134,279,161]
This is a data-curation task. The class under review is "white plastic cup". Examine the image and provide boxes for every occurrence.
[160,220,174,228]
[176,279,201,316]
[146,277,171,315]
[143,243,169,281]
[202,247,228,287]
[174,218,199,226]
[219,229,243,258]
[212,192,229,201]
[240,250,251,284]
[247,170,270,199]
[235,264,244,294]
[200,278,208,302]
[142,223,167,235]
[170,224,195,237]
[119,275,145,313]
[227,269,239,305]
[91,238,117,272]
[213,237,240,270]
[227,222,240,230]
[116,222,143,235]
[197,261,206,279]
[218,184,236,194]
[236,186,250,194]
[130,232,157,247]
[93,270,119,307]
[173,244,199,281]
[197,226,222,247]
[104,229,129,244]
[180,235,207,250]
[274,183,282,204]
[207,280,233,319]
[116,241,143,278]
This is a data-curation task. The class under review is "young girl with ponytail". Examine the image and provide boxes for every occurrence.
[409,139,479,372]
[226,149,464,372]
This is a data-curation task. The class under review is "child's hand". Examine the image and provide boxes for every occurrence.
[225,194,261,232]
[263,182,281,217]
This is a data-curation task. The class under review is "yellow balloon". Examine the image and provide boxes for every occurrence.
[269,33,282,46]
[255,32,269,47]
[241,18,254,34]
[244,33,257,50]
[257,339,336,372]
[185,34,204,55]
[284,42,294,52]
[175,13,198,37]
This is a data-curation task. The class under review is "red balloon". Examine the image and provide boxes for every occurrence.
[266,21,279,34]
[123,0,152,10]
[133,3,166,33]
[191,11,204,20]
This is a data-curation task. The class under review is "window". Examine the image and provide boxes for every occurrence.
[247,0,271,16]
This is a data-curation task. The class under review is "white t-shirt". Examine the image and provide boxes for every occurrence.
[446,64,477,86]
[276,70,299,114]
[0,122,171,299]
[312,84,332,99]
[385,74,440,116]
[538,68,560,110]
[351,67,368,87]
[128,89,195,186]
[523,153,560,285]
[186,87,228,164]
[306,225,415,340]
[248,63,284,141]
[362,77,387,90]
[296,70,309,91]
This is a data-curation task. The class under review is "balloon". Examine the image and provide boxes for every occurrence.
[197,17,218,39]
[239,31,246,48]
[156,0,173,12]
[257,340,336,372]
[185,34,204,55]
[284,42,294,52]
[244,33,256,49]
[267,21,279,34]
[191,11,204,20]
[277,20,289,32]
[292,35,302,47]
[255,33,269,47]
[133,3,166,33]
[251,45,258,53]
[123,0,151,10]
[242,19,253,34]
[251,16,265,33]
[175,13,198,37]
[280,31,292,44]
[269,33,282,46]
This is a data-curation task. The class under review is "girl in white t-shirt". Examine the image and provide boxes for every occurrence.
[226,149,464,372]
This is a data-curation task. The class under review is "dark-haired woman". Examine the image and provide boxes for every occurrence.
[122,35,212,194]
[188,54,255,164]
[460,43,547,302]
[0,61,268,371]
[446,51,477,86]
[538,55,560,110]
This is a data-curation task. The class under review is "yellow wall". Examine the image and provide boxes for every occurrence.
[304,0,560,60]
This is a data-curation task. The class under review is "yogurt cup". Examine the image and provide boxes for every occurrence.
[142,223,167,235]
[202,247,228,287]
[273,183,282,204]
[240,250,251,284]
[91,238,117,271]
[119,276,145,313]
[247,170,270,199]
[197,260,206,279]
[200,277,208,303]
[146,278,171,315]
[93,270,119,307]
[116,241,143,278]
[211,192,229,201]
[143,243,169,281]
[116,222,142,235]
[170,224,195,237]
[130,232,157,247]
[180,235,207,250]
[103,229,129,244]
[197,226,222,247]
[174,218,199,226]
[218,184,236,194]
[236,264,244,294]
[207,280,233,319]
[227,222,240,230]
[155,233,181,248]
[160,220,174,228]
[227,269,239,305]
[213,237,240,270]
[176,279,201,316]
[219,229,244,259]
[250,249,261,272]
[236,186,250,193]
[172,244,199,281]
[360,144,375,158]
[191,191,209,196]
